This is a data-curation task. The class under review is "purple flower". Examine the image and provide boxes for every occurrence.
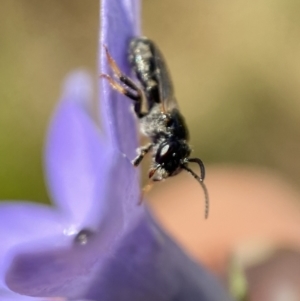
[0,0,232,300]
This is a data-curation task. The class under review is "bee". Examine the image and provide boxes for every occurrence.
[101,37,209,218]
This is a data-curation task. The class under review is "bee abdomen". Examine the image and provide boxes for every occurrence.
[129,37,160,108]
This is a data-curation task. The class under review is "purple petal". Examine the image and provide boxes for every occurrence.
[0,203,67,271]
[45,71,110,225]
[100,0,140,159]
[99,0,142,219]
[0,203,70,298]
[4,160,142,298]
[0,289,59,301]
[0,290,91,301]
[84,211,232,301]
[3,71,142,298]
[45,71,141,227]
[5,210,230,301]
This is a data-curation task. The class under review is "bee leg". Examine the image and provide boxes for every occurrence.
[102,46,146,118]
[132,143,153,167]
[100,74,137,99]
[139,164,160,205]
[138,181,154,205]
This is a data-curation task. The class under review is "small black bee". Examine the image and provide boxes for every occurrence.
[101,37,209,218]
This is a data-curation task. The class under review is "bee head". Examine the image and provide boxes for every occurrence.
[154,139,191,177]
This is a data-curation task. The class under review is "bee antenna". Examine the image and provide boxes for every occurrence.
[181,165,209,219]
[187,158,205,180]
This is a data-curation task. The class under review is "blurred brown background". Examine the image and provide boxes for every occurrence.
[1,1,300,299]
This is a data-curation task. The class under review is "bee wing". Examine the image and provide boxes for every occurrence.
[152,44,179,111]
[129,37,178,111]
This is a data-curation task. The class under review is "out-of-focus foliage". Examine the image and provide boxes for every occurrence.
[1,0,300,201]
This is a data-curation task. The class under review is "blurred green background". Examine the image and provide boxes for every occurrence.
[1,0,300,203]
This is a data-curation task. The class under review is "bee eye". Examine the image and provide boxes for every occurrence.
[160,143,170,156]
[155,141,179,165]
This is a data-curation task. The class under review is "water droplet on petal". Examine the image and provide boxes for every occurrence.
[74,228,94,246]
